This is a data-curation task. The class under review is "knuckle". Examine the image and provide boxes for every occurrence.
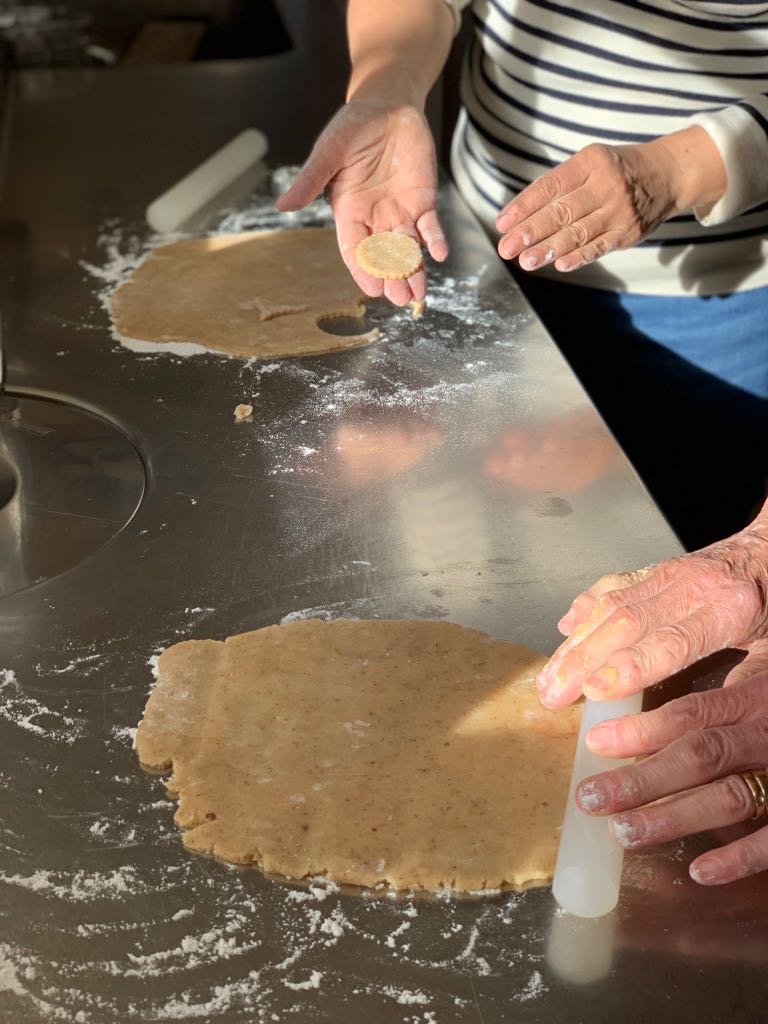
[687,727,733,775]
[661,621,698,661]
[549,199,575,228]
[567,220,590,247]
[608,603,645,636]
[597,571,634,594]
[651,558,682,588]
[668,692,708,732]
[620,644,647,680]
[615,764,646,804]
[754,716,768,747]
[583,143,610,166]
[591,235,613,257]
[595,590,625,616]
[721,775,755,819]
[536,173,563,202]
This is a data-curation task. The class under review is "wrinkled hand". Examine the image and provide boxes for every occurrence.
[276,99,448,306]
[535,511,768,708]
[577,678,768,885]
[495,127,725,273]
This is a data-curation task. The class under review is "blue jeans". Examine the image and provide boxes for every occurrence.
[518,275,768,550]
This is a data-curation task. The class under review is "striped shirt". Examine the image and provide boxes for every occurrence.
[446,0,768,294]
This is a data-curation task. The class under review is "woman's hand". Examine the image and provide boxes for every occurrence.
[577,678,768,885]
[495,126,726,273]
[276,98,448,306]
[535,507,768,708]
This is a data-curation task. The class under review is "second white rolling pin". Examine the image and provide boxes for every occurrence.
[146,128,269,234]
[552,692,642,918]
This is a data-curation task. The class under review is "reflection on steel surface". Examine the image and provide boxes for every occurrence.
[1,54,764,1024]
[0,392,145,597]
[398,480,489,572]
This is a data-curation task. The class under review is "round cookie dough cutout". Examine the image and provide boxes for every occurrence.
[356,231,423,280]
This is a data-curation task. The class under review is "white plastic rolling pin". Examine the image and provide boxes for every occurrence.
[146,128,269,233]
[552,693,643,918]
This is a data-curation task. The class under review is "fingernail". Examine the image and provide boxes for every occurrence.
[690,861,719,885]
[576,779,607,813]
[609,814,643,847]
[543,247,556,265]
[497,214,512,232]
[541,672,569,704]
[557,612,575,635]
[521,254,540,271]
[585,721,614,752]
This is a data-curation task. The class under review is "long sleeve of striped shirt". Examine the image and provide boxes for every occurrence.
[441,0,768,294]
[688,96,768,224]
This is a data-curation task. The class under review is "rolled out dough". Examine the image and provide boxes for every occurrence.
[111,228,377,358]
[356,232,423,280]
[136,619,581,892]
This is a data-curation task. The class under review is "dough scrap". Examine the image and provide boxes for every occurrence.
[136,619,580,892]
[409,298,426,320]
[111,228,376,359]
[233,403,253,421]
[356,232,423,280]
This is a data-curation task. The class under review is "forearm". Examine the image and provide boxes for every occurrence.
[347,0,455,108]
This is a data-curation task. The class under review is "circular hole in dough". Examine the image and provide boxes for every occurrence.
[356,232,423,280]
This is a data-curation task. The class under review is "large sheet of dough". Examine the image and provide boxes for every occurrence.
[136,620,581,891]
[111,228,375,358]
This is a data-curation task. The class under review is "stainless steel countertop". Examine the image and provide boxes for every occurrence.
[2,19,768,1023]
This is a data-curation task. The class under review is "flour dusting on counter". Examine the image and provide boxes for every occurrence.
[0,865,144,902]
[0,837,550,1021]
[0,670,86,745]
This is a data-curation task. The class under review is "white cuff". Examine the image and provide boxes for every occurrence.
[686,104,768,226]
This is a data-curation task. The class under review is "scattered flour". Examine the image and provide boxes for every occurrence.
[283,969,322,991]
[280,599,379,626]
[112,725,138,749]
[38,652,107,676]
[0,865,548,1021]
[0,945,25,995]
[458,924,492,977]
[518,969,546,1002]
[381,985,429,1005]
[0,865,144,902]
[0,669,86,744]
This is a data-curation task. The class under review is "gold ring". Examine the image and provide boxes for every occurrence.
[737,769,768,820]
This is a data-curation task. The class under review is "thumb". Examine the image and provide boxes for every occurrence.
[276,138,339,212]
[723,639,768,688]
